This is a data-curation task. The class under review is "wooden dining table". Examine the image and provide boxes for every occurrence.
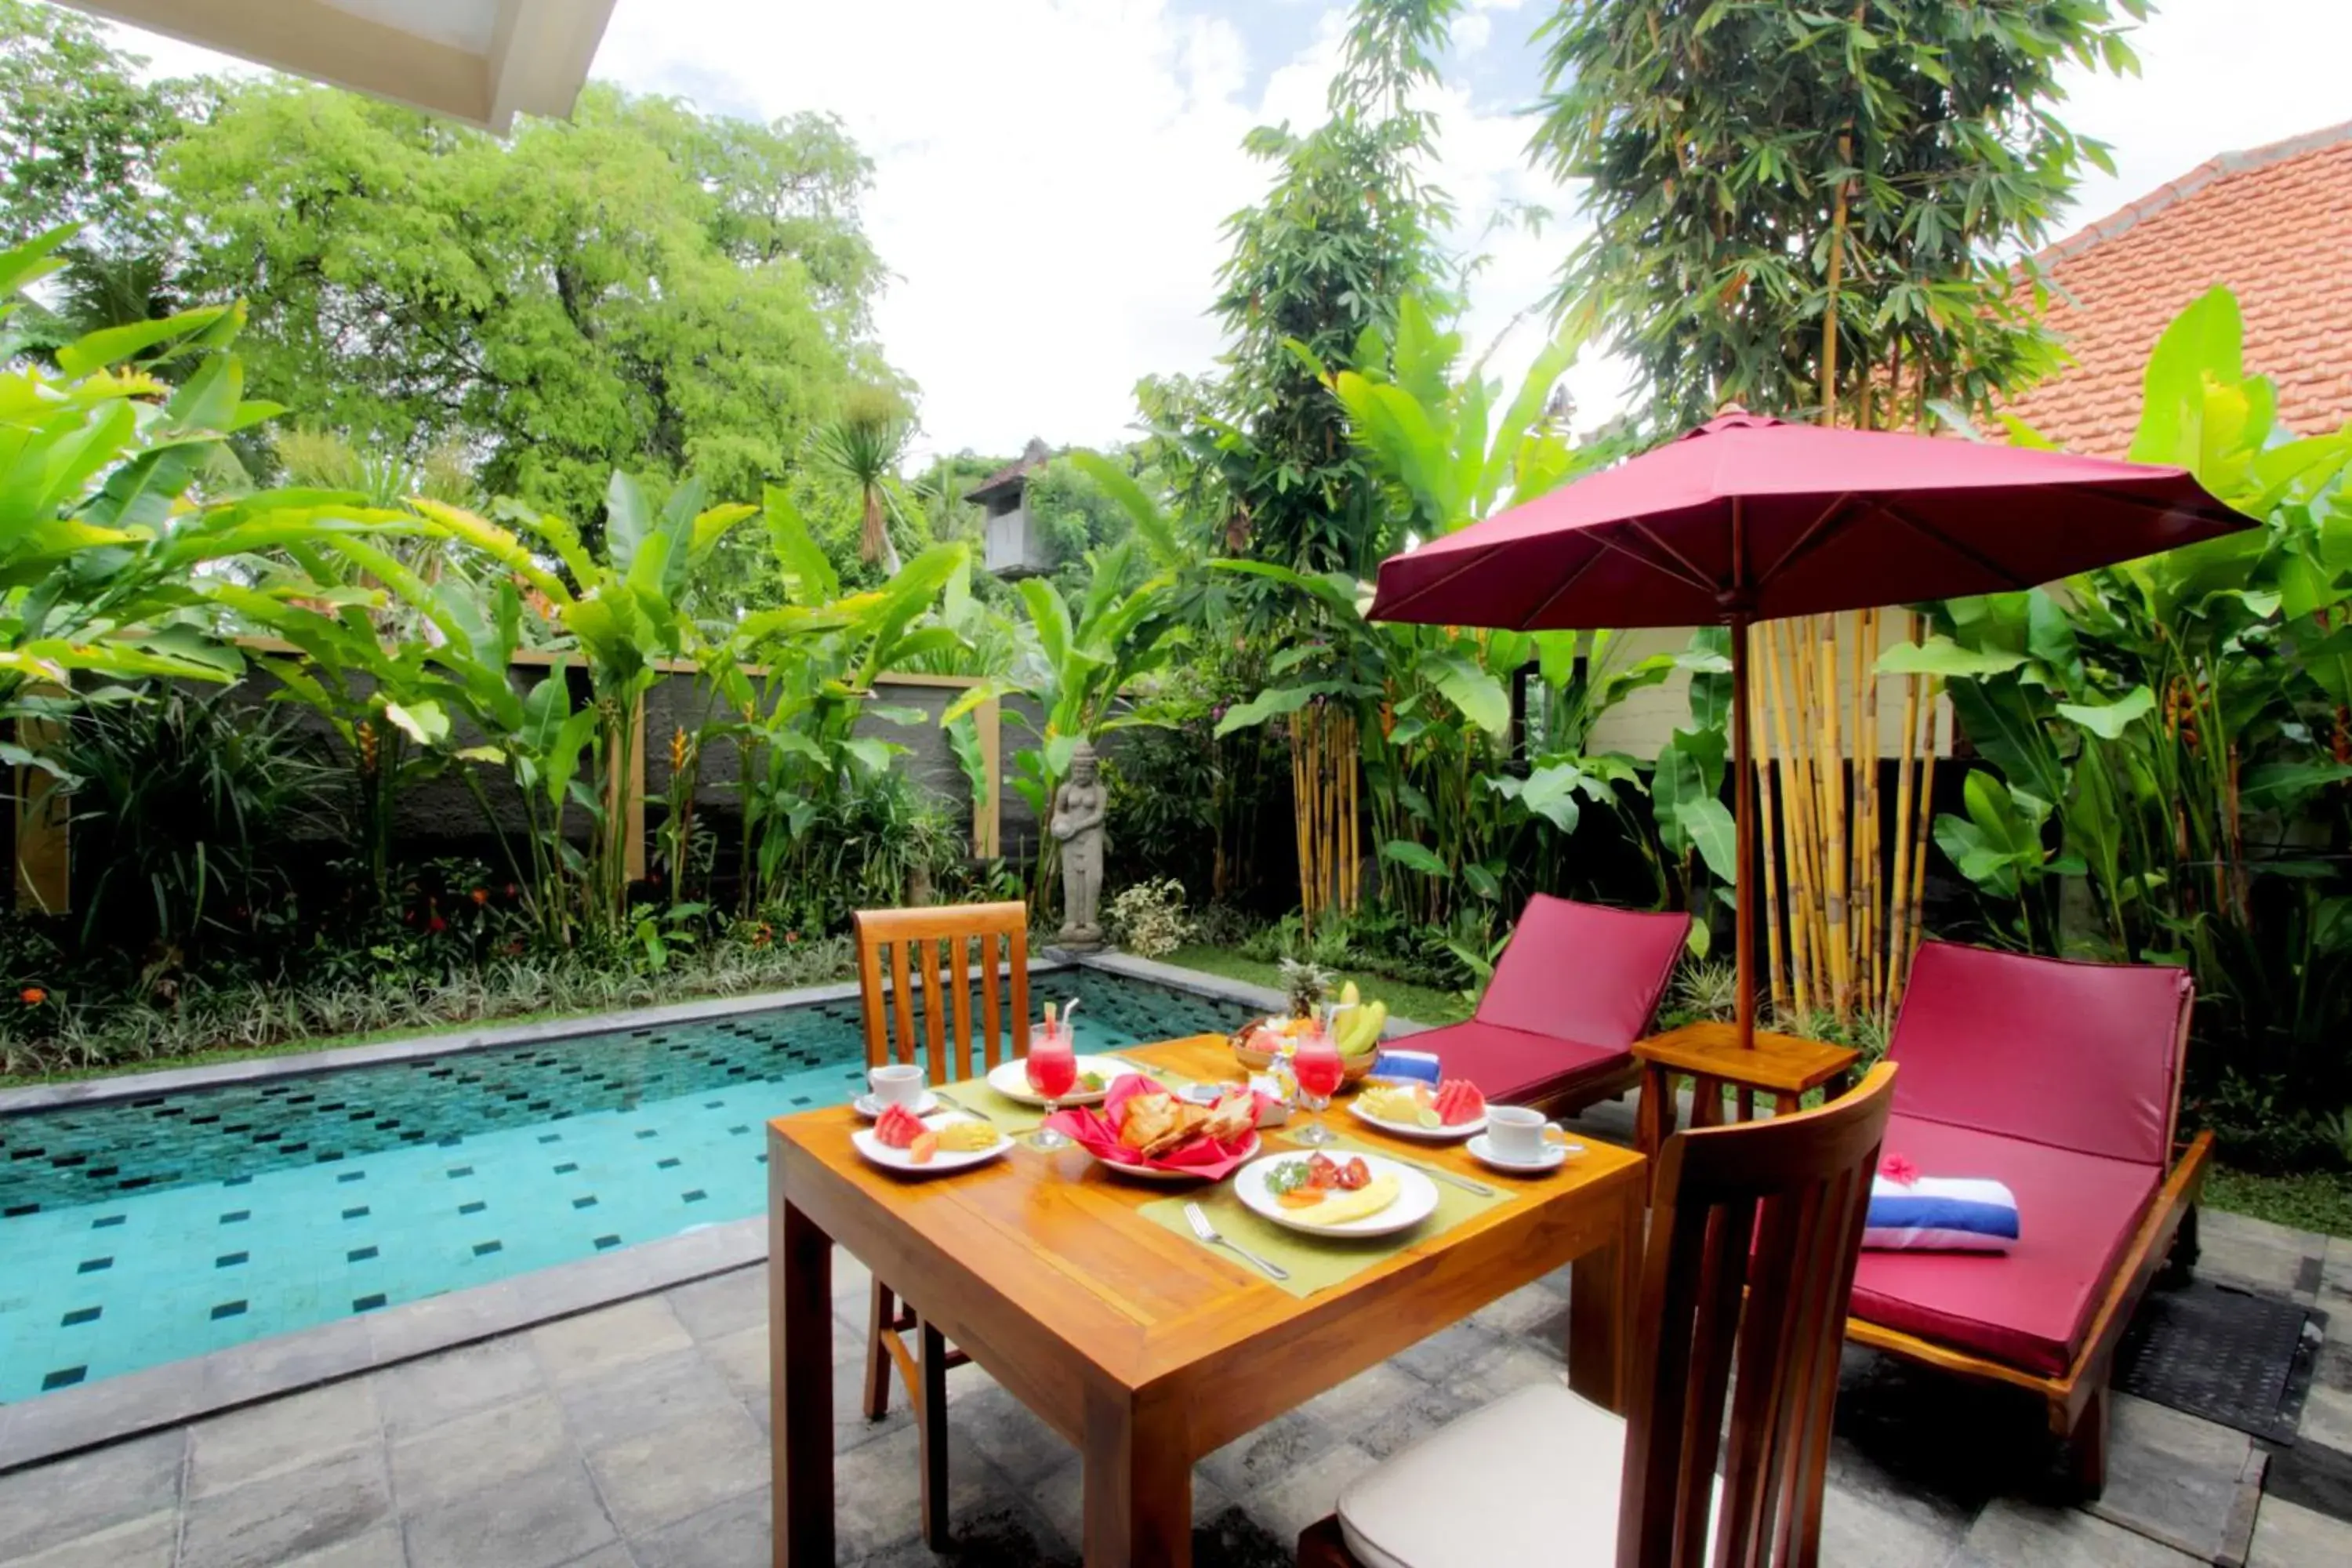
[766,1033,1649,1568]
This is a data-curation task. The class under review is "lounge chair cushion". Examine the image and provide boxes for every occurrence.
[1337,1382,1717,1568]
[1848,1114,2159,1377]
[1474,894,1690,1047]
[1401,1018,1630,1106]
[1892,941,2190,1166]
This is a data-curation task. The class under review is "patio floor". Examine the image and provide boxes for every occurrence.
[4,1167,2350,1567]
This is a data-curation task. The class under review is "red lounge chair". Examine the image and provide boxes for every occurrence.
[1407,895,1691,1115]
[1844,940,2212,1496]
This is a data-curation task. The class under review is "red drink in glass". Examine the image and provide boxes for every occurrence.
[1027,1022,1077,1148]
[1294,1036,1345,1099]
[1026,1028,1077,1100]
[1292,1026,1343,1145]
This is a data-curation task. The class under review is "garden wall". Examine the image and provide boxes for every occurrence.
[12,653,1007,913]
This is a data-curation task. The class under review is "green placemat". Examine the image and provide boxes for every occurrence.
[935,1058,1192,1134]
[1138,1134,1511,1298]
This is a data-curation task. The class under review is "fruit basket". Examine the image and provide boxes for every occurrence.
[1228,1017,1379,1083]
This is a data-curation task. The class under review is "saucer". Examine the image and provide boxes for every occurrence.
[1465,1132,1577,1174]
[854,1091,940,1120]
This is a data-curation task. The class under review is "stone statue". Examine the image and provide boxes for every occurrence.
[1051,739,1109,949]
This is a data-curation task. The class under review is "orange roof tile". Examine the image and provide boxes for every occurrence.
[2002,121,2352,456]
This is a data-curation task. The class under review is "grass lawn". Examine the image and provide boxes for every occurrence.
[2202,1163,2352,1240]
[1160,945,1472,1027]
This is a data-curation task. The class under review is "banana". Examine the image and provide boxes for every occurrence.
[1340,1000,1387,1056]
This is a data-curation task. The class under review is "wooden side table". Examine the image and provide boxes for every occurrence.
[1632,1020,1861,1161]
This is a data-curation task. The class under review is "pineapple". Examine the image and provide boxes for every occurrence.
[1278,957,1333,1023]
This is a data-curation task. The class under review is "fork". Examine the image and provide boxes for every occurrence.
[1185,1201,1289,1281]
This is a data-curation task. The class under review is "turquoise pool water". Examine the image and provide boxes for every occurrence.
[0,968,1247,1403]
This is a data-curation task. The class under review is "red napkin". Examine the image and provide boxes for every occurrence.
[1043,1073,1267,1178]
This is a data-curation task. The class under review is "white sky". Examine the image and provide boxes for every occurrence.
[102,0,2352,467]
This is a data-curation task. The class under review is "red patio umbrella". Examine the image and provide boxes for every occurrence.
[1366,409,2252,1047]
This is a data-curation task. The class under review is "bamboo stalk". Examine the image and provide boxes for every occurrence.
[1858,608,1882,1014]
[1751,624,1788,1021]
[1763,622,1810,1019]
[1884,614,1924,1032]
[1818,629,1851,1022]
[1783,619,1821,1010]
[1900,680,1940,1001]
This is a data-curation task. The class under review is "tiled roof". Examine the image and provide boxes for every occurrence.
[2001,121,2352,456]
[967,438,1053,502]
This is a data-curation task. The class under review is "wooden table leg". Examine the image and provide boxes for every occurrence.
[1635,1064,1677,1161]
[769,1182,833,1567]
[918,1317,951,1548]
[1689,1073,1726,1130]
[1774,1091,1801,1116]
[1082,1381,1193,1568]
[1567,1174,1643,1414]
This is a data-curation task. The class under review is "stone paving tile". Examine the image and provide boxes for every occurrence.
[666,1266,770,1344]
[1231,1439,1381,1548]
[373,1336,550,1442]
[2198,1210,2323,1300]
[2250,1492,2352,1566]
[187,1378,381,1501]
[2085,1394,2255,1560]
[1817,1479,1972,1568]
[279,1526,408,1568]
[1029,1450,1237,1550]
[584,1402,769,1537]
[831,1422,1007,1562]
[180,1441,393,1568]
[2300,1380,2352,1452]
[401,1454,618,1568]
[0,1430,186,1562]
[1952,1497,2204,1567]
[1199,1407,1346,1500]
[11,1508,178,1568]
[635,1484,771,1568]
[556,1343,742,1454]
[388,1392,574,1512]
[529,1295,695,1385]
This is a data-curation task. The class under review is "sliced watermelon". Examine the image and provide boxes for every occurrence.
[874,1104,926,1149]
[1434,1079,1486,1127]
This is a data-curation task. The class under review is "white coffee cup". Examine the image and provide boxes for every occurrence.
[869,1063,927,1108]
[1486,1105,1562,1162]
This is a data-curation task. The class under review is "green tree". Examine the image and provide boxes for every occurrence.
[1203,0,1461,576]
[164,81,891,525]
[0,2,197,251]
[1530,0,2144,431]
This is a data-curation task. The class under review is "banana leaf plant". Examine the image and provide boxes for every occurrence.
[1905,287,2352,1087]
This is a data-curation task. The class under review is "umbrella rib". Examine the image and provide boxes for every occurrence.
[1872,498,2032,589]
[1514,543,1610,630]
[1368,542,1504,619]
[1754,492,1857,590]
[2070,483,2249,528]
[1622,517,1724,594]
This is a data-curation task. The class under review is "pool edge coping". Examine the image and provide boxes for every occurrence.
[0,952,1425,1472]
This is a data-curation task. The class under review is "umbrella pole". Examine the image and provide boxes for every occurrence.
[1730,611,1757,1050]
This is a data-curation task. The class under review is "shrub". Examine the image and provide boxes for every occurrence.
[1107,877,1194,958]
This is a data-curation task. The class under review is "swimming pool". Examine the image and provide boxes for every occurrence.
[0,966,1250,1403]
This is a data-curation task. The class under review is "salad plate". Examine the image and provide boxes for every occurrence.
[1233,1149,1438,1238]
[984,1054,1122,1106]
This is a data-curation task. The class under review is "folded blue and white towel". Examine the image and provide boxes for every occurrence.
[1862,1174,2019,1253]
[1368,1048,1443,1086]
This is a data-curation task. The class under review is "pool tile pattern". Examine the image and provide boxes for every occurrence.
[0,970,1246,1403]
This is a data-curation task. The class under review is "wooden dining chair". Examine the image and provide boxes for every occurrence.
[851,901,1029,1541]
[1299,1062,1898,1568]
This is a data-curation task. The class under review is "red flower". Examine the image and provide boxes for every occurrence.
[426,915,448,935]
[785,931,800,945]
[470,887,488,906]
[1878,1154,1918,1186]
[503,883,519,900]
[20,986,45,1005]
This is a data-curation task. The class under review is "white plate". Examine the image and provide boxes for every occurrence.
[850,1112,1010,1175]
[984,1054,1124,1107]
[852,1090,940,1120]
[1089,1131,1260,1181]
[1233,1151,1439,1238]
[1465,1132,1581,1174]
[1347,1094,1486,1142]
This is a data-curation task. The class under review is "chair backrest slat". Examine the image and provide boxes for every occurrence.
[1617,1063,1897,1568]
[854,902,1032,1083]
